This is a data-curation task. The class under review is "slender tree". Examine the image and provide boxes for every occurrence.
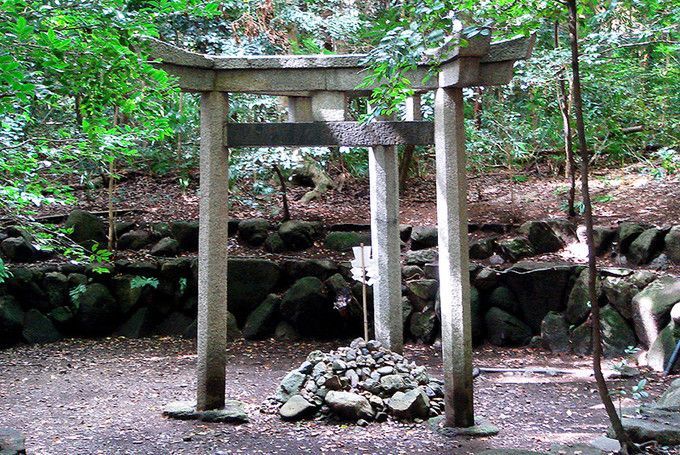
[565,0,635,451]
[554,21,577,217]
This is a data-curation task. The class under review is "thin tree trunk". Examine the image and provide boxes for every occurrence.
[272,164,291,221]
[473,87,483,130]
[554,21,577,217]
[107,106,119,251]
[566,1,634,452]
[177,92,183,165]
[399,145,415,191]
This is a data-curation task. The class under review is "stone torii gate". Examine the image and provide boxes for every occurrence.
[151,31,533,430]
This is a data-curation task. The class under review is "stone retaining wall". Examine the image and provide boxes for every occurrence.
[2,211,680,269]
[1,256,678,372]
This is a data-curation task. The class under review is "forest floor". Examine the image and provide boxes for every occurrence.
[0,337,676,455]
[21,163,680,229]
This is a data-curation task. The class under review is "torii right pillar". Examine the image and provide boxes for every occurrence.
[434,85,475,429]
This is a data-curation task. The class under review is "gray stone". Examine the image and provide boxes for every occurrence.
[0,296,24,344]
[264,232,286,253]
[274,320,300,341]
[428,415,499,437]
[402,296,413,322]
[399,224,413,242]
[484,307,532,347]
[503,262,575,332]
[602,276,638,320]
[242,294,279,340]
[541,311,570,353]
[410,226,438,250]
[324,391,374,420]
[1,237,37,262]
[324,231,371,252]
[380,374,406,394]
[149,237,179,257]
[22,309,61,344]
[672,302,680,324]
[566,269,601,325]
[47,306,74,329]
[402,265,424,280]
[654,378,680,411]
[519,220,564,253]
[617,222,646,253]
[0,427,25,455]
[237,218,270,246]
[114,307,153,338]
[279,395,317,420]
[153,312,194,336]
[473,267,499,291]
[228,258,280,320]
[647,321,679,373]
[227,312,242,341]
[600,305,637,355]
[163,400,249,424]
[42,272,68,308]
[278,220,318,250]
[169,221,199,250]
[117,230,151,250]
[592,226,616,255]
[74,283,118,335]
[110,275,144,315]
[469,237,495,259]
[150,222,171,238]
[487,286,519,315]
[664,225,680,263]
[498,237,535,261]
[280,276,338,336]
[616,409,680,445]
[406,279,438,303]
[631,276,680,347]
[283,259,338,282]
[276,370,307,402]
[628,228,666,265]
[325,273,350,296]
[387,388,430,419]
[570,321,592,356]
[64,210,107,246]
[409,308,437,343]
[404,249,438,265]
[114,220,135,236]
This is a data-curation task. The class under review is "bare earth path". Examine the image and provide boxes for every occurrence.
[0,338,675,455]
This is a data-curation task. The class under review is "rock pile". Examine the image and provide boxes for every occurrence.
[270,338,445,423]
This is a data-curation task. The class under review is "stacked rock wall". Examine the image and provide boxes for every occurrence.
[1,255,679,372]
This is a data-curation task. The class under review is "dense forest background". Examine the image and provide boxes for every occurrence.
[0,0,677,261]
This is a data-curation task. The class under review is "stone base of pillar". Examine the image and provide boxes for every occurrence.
[163,400,249,424]
[427,415,499,437]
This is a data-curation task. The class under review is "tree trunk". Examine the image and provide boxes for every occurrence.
[107,106,119,251]
[272,164,291,221]
[566,1,634,452]
[554,21,577,217]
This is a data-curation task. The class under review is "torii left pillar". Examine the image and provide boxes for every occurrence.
[196,91,230,411]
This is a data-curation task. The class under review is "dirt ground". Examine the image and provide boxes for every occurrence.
[14,164,679,230]
[0,337,677,455]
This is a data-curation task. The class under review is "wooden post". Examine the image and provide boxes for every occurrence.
[434,86,474,427]
[196,91,230,411]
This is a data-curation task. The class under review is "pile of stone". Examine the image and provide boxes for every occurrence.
[271,338,445,423]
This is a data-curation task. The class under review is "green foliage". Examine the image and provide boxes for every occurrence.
[130,276,159,289]
[69,283,87,306]
[0,258,12,283]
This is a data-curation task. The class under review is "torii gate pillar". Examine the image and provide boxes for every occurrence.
[434,87,474,427]
[196,91,230,411]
